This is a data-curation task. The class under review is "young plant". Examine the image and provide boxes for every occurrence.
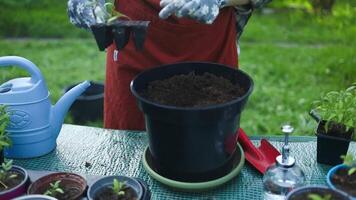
[43,180,64,197]
[0,160,17,189]
[312,83,356,137]
[0,105,11,151]
[88,0,129,24]
[308,193,332,200]
[341,154,356,175]
[112,178,126,197]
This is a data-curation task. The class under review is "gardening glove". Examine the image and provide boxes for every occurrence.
[67,0,108,30]
[159,0,228,24]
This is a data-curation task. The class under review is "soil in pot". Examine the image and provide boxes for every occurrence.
[142,72,245,107]
[331,168,356,196]
[318,121,354,140]
[40,184,82,200]
[94,186,138,200]
[0,170,25,192]
[290,190,347,200]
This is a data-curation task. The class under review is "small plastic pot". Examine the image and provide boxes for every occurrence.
[286,186,351,200]
[327,164,356,199]
[64,82,104,124]
[0,149,4,163]
[87,175,143,200]
[0,165,29,200]
[13,194,57,200]
[91,23,114,51]
[27,172,87,200]
[316,121,353,165]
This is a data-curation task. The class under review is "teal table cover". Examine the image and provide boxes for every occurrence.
[13,124,356,200]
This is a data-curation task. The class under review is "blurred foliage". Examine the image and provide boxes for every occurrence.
[0,0,91,38]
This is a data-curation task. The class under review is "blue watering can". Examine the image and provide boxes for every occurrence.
[0,56,91,158]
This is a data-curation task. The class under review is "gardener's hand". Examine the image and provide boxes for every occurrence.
[159,0,225,24]
[67,0,107,30]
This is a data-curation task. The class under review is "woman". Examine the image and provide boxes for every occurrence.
[68,0,270,130]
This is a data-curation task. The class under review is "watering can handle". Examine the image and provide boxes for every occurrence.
[0,56,43,83]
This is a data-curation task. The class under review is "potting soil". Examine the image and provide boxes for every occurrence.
[142,72,245,107]
[0,171,24,192]
[332,168,356,196]
[94,186,138,200]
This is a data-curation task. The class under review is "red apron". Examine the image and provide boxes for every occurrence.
[104,0,238,130]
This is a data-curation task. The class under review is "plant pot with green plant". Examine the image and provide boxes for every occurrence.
[27,172,87,200]
[0,105,11,163]
[87,175,146,200]
[327,154,356,199]
[89,0,149,51]
[0,160,29,200]
[286,186,351,200]
[310,83,356,165]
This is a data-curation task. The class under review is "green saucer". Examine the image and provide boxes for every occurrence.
[142,143,245,192]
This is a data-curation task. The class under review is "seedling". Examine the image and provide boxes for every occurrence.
[87,0,129,24]
[341,154,356,175]
[312,83,356,137]
[43,180,64,197]
[112,178,126,197]
[0,160,17,189]
[0,105,11,151]
[308,193,332,200]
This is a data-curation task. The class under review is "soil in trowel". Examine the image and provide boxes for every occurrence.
[142,72,246,107]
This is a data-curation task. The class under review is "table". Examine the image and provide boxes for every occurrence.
[13,124,356,200]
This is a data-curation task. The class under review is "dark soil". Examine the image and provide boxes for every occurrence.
[94,186,138,200]
[318,121,354,140]
[332,167,356,196]
[0,170,25,192]
[290,190,347,200]
[41,183,83,200]
[142,72,246,107]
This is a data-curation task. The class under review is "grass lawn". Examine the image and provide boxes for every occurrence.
[0,1,355,135]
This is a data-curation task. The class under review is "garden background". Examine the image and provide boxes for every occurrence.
[0,0,355,136]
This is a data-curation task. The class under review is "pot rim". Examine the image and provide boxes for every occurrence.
[0,165,29,196]
[326,164,356,198]
[12,194,57,200]
[27,172,87,198]
[286,185,351,200]
[87,175,143,200]
[130,61,254,111]
[316,132,353,143]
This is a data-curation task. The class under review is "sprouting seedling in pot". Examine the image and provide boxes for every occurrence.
[87,0,130,24]
[112,178,126,197]
[308,193,332,200]
[0,160,17,189]
[341,154,356,175]
[312,83,356,135]
[0,105,11,151]
[43,180,64,197]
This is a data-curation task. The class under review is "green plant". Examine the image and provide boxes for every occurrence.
[43,180,64,197]
[88,0,129,24]
[112,178,126,197]
[0,160,17,189]
[312,83,356,136]
[341,154,356,175]
[308,193,332,200]
[0,105,11,151]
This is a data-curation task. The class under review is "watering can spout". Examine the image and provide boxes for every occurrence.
[51,81,91,135]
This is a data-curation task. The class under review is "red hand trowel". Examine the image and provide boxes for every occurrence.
[238,128,280,174]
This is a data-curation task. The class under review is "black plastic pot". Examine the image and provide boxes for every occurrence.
[130,62,253,182]
[91,24,113,51]
[316,121,354,166]
[0,149,4,163]
[286,186,350,200]
[64,82,104,124]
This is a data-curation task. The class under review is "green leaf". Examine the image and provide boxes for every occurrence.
[348,167,356,175]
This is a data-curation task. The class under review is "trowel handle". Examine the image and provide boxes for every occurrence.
[0,56,43,83]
